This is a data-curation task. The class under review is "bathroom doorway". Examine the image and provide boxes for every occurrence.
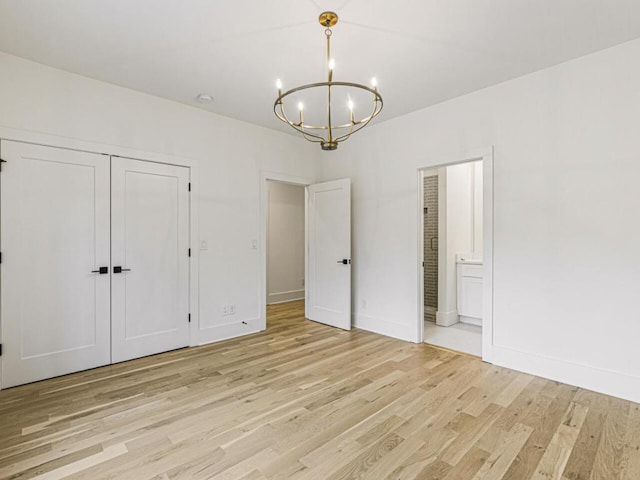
[418,149,494,360]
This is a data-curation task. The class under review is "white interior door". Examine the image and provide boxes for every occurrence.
[111,157,190,363]
[0,141,111,388]
[306,178,351,330]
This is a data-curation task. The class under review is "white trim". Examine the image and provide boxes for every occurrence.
[0,126,196,167]
[493,345,640,404]
[436,310,459,327]
[481,151,494,362]
[437,169,448,333]
[259,171,314,331]
[267,289,305,305]
[417,147,494,362]
[0,125,201,348]
[195,317,261,345]
[268,297,305,306]
[353,314,415,343]
[459,315,482,326]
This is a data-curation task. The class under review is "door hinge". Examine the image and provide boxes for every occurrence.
[0,344,3,356]
[188,182,191,192]
[0,251,2,264]
[0,158,6,171]
[188,314,191,323]
[188,248,191,257]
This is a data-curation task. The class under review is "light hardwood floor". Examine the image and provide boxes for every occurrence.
[1,300,639,479]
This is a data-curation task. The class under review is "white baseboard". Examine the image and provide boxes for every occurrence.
[459,315,482,326]
[267,289,304,305]
[195,317,261,346]
[353,313,417,343]
[436,310,459,327]
[493,345,640,404]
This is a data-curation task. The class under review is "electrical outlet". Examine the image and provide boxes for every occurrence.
[222,304,237,316]
[361,299,367,310]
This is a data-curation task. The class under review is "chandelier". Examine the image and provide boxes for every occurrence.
[273,11,383,151]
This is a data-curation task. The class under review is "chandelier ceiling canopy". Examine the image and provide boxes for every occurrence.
[273,11,383,151]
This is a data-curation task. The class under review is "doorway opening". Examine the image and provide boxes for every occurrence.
[259,172,311,330]
[265,180,306,322]
[418,149,493,360]
[259,174,352,332]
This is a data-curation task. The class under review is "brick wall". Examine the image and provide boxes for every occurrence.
[423,175,438,322]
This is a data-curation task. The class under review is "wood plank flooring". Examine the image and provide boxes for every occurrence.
[1,300,639,479]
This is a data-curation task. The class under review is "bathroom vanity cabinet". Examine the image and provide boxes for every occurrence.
[456,261,483,325]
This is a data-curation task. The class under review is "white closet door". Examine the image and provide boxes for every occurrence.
[0,141,111,388]
[111,157,190,363]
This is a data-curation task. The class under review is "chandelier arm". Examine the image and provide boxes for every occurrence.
[274,101,326,143]
[298,112,325,143]
[301,130,324,143]
[334,105,382,142]
[334,116,356,143]
[334,95,383,142]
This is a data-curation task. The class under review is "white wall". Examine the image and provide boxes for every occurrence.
[318,38,640,403]
[0,52,317,346]
[266,181,305,304]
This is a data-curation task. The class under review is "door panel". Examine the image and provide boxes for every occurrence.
[0,141,111,388]
[306,178,351,330]
[111,157,190,363]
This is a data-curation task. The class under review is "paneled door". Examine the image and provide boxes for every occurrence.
[110,157,190,363]
[305,178,351,330]
[0,141,111,388]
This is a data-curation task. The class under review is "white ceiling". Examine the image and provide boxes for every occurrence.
[2,0,640,135]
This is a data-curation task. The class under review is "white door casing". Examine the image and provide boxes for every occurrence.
[305,178,351,330]
[0,141,111,388]
[110,157,190,363]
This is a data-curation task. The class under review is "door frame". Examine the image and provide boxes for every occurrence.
[258,171,313,331]
[0,126,200,360]
[417,147,494,362]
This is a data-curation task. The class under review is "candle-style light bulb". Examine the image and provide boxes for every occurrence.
[348,99,354,111]
[276,79,282,90]
[371,77,378,88]
[298,102,304,111]
[328,58,335,71]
